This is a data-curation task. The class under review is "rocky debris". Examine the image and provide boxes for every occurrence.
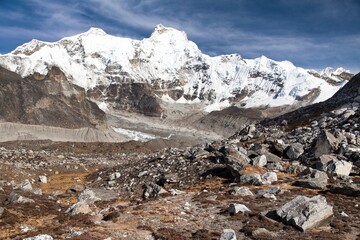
[39,175,48,183]
[5,192,35,204]
[276,195,333,231]
[329,180,360,196]
[293,168,329,189]
[257,186,281,197]
[228,203,251,215]
[142,182,167,199]
[108,172,121,181]
[220,229,237,240]
[230,186,253,196]
[23,234,54,240]
[286,143,304,160]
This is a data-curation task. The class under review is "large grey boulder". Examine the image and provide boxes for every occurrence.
[66,201,92,216]
[317,157,352,176]
[78,188,118,203]
[329,181,360,196]
[261,172,278,184]
[293,168,329,189]
[220,229,237,240]
[276,195,333,231]
[314,130,340,158]
[286,143,304,160]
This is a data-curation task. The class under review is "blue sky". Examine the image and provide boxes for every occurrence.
[0,0,359,72]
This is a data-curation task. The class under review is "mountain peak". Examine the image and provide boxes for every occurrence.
[150,24,188,41]
[83,27,107,36]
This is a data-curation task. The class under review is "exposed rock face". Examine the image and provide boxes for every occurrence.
[0,66,106,128]
[276,195,333,231]
[88,82,162,117]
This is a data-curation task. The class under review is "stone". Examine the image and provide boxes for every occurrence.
[314,130,340,158]
[23,234,54,240]
[261,172,277,184]
[272,139,288,155]
[78,188,118,203]
[39,175,48,183]
[6,192,35,204]
[33,188,43,195]
[220,229,237,240]
[142,182,167,199]
[293,168,329,189]
[230,186,253,196]
[66,202,92,215]
[19,179,32,191]
[276,195,333,232]
[286,143,304,160]
[317,158,352,176]
[257,186,281,197]
[252,155,267,167]
[229,203,251,215]
[329,181,360,196]
[239,173,262,186]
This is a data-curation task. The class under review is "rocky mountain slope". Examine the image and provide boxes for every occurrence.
[0,66,106,129]
[0,25,352,115]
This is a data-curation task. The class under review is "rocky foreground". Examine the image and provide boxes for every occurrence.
[0,76,360,239]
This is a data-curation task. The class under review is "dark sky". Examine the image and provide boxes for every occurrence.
[0,0,359,72]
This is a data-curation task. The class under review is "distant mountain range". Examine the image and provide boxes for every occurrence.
[0,24,353,117]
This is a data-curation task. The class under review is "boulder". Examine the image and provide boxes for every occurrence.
[261,172,278,184]
[329,181,360,196]
[314,130,340,158]
[272,139,288,155]
[252,155,267,167]
[220,229,237,240]
[66,201,92,216]
[317,157,352,176]
[239,173,262,186]
[293,168,329,189]
[229,203,251,215]
[78,188,118,203]
[276,195,333,232]
[19,179,32,191]
[286,143,304,160]
[230,186,253,196]
[257,186,281,197]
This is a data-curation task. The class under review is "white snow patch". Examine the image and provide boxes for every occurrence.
[112,127,157,142]
[204,100,230,112]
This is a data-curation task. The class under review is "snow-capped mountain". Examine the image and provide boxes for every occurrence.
[0,24,352,113]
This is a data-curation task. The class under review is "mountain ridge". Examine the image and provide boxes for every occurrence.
[0,25,353,114]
